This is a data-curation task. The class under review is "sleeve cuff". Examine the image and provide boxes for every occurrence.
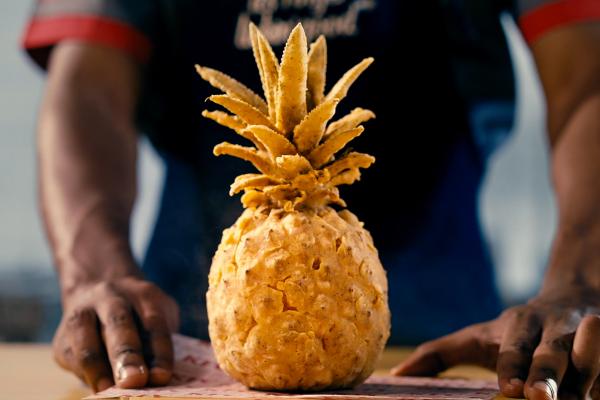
[21,15,152,68]
[520,0,600,44]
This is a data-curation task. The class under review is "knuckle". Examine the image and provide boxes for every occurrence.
[475,334,496,352]
[113,345,142,359]
[62,346,74,361]
[556,312,580,328]
[142,313,167,332]
[502,305,528,320]
[138,281,161,297]
[470,323,497,346]
[57,340,74,356]
[545,336,573,353]
[52,342,73,367]
[507,340,536,354]
[65,308,94,328]
[94,281,117,296]
[77,348,102,368]
[580,314,600,331]
[106,307,133,328]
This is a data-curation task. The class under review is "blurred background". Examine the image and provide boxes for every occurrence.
[0,2,556,342]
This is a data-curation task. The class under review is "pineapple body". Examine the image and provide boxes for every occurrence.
[207,206,390,390]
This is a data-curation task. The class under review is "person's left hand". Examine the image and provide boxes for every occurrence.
[391,284,600,400]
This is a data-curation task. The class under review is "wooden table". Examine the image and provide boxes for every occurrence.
[0,344,507,400]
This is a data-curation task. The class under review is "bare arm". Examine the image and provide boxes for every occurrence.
[40,40,139,291]
[40,42,178,392]
[534,24,600,291]
[393,23,600,400]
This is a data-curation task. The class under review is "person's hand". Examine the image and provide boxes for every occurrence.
[391,284,600,399]
[52,276,179,392]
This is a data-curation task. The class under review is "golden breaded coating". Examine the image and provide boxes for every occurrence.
[276,24,308,134]
[207,207,389,391]
[306,35,327,111]
[197,23,390,391]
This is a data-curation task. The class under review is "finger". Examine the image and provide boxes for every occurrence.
[163,296,180,333]
[138,307,174,386]
[390,340,446,377]
[560,315,600,398]
[97,299,148,388]
[124,282,176,386]
[496,310,541,398]
[65,308,114,392]
[590,377,600,400]
[52,324,77,373]
[525,322,574,400]
[126,282,180,332]
[391,324,495,376]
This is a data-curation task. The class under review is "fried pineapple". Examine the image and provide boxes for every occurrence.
[197,23,390,391]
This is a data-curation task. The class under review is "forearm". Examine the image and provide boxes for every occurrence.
[38,96,139,292]
[528,23,600,293]
[543,93,600,291]
[38,42,141,297]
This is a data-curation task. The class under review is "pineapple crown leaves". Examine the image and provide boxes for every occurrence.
[196,23,375,210]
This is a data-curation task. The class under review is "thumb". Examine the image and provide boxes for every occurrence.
[391,324,494,376]
[391,342,448,377]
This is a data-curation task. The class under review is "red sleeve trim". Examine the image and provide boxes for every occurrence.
[21,15,151,65]
[520,0,600,44]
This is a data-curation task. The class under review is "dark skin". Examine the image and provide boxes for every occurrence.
[393,23,600,400]
[38,22,599,398]
[40,42,178,391]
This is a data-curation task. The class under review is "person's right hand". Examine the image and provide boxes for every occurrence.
[52,276,180,392]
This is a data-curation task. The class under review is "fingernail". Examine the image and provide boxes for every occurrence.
[510,378,523,386]
[502,378,523,396]
[390,361,409,375]
[533,380,557,400]
[96,377,113,392]
[118,365,145,382]
[150,367,171,384]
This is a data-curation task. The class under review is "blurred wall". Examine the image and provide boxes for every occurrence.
[0,1,47,273]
